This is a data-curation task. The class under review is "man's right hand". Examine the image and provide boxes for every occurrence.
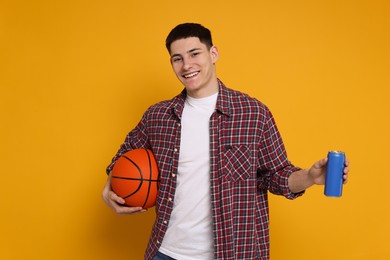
[102,172,147,215]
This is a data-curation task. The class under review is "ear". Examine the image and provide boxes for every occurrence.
[210,46,219,63]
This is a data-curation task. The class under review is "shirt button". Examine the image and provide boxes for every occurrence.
[168,197,172,201]
[157,240,160,244]
[164,220,167,224]
[172,173,176,178]
[174,148,178,152]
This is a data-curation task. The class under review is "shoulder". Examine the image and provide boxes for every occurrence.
[222,84,271,117]
[143,92,185,117]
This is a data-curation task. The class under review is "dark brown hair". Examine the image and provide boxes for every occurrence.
[165,23,213,53]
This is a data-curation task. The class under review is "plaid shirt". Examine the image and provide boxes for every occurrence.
[107,80,303,260]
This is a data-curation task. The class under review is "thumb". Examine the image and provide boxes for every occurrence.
[315,157,328,168]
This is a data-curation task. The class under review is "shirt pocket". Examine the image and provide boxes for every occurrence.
[223,145,252,182]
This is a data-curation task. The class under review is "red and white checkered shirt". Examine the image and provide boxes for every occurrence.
[107,80,304,259]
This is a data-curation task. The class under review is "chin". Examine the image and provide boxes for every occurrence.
[182,80,199,89]
[184,83,202,92]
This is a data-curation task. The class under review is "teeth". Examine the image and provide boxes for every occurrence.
[183,72,199,78]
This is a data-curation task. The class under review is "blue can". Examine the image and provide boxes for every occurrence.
[324,151,345,197]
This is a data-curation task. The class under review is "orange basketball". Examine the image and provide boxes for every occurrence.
[111,149,159,209]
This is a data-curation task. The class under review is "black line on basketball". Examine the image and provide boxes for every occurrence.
[112,176,159,182]
[142,149,152,208]
[121,154,143,199]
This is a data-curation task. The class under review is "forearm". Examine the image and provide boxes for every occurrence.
[288,169,315,193]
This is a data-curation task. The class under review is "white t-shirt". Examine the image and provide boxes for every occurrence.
[159,92,218,260]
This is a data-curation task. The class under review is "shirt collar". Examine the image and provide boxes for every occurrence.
[171,90,186,120]
[215,79,232,117]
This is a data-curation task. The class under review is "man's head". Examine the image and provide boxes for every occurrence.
[165,23,213,54]
[166,23,219,98]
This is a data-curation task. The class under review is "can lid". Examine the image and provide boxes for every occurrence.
[328,150,345,154]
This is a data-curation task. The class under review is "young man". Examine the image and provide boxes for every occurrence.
[103,23,349,260]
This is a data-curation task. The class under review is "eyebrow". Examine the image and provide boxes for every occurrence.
[171,48,202,58]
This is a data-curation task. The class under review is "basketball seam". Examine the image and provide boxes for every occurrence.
[111,176,159,182]
[143,149,152,208]
[120,155,143,200]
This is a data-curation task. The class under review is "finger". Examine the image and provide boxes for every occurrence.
[106,193,146,214]
[344,158,350,167]
[109,191,125,205]
[107,196,144,214]
[343,170,349,184]
[117,207,147,215]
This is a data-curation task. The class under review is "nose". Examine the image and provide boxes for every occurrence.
[182,57,192,70]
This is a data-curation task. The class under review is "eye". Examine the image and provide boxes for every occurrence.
[172,57,182,63]
[191,52,200,57]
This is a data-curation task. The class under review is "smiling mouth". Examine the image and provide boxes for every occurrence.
[182,71,199,79]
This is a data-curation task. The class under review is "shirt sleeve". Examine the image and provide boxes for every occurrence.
[257,108,304,199]
[105,111,150,174]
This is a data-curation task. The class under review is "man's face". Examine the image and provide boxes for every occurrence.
[169,37,219,98]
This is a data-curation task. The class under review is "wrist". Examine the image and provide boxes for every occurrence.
[288,169,315,193]
[307,169,317,187]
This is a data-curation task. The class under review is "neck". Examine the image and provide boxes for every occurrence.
[187,78,219,98]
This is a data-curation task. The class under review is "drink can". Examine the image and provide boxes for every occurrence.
[324,151,345,197]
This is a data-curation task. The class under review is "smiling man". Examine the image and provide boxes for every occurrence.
[169,36,219,98]
[103,23,349,260]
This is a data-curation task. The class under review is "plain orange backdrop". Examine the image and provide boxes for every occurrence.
[1,0,389,259]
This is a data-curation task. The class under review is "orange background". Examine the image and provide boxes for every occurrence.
[1,0,389,259]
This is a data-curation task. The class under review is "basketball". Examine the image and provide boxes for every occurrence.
[111,148,159,209]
